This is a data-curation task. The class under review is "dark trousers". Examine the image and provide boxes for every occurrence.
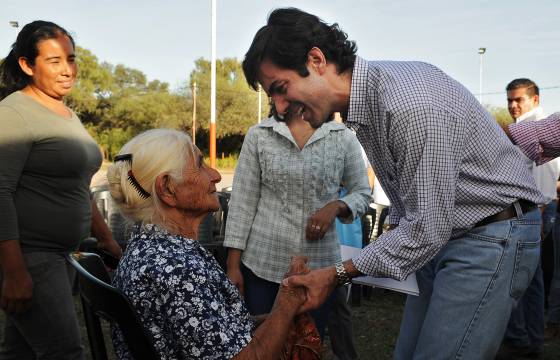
[327,285,358,360]
[241,263,335,340]
[0,252,84,360]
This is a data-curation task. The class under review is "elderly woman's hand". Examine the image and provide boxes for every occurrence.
[284,255,310,278]
[271,255,309,315]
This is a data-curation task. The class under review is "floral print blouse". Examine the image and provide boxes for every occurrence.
[111,224,253,359]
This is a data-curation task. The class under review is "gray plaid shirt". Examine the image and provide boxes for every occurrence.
[347,56,544,280]
[224,118,371,283]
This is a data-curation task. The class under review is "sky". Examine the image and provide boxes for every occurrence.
[2,0,559,110]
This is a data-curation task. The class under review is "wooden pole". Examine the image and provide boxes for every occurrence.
[192,82,197,145]
[209,0,217,169]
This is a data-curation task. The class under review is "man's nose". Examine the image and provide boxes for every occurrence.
[271,95,290,116]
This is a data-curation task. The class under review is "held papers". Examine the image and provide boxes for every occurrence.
[341,245,419,296]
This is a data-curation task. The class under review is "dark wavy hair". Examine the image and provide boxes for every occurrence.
[0,21,74,100]
[242,8,357,90]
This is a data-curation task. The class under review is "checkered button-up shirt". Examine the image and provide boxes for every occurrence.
[346,56,544,280]
[509,112,560,166]
[224,118,371,283]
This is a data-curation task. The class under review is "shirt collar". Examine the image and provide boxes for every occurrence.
[257,116,346,147]
[516,106,544,123]
[346,56,371,128]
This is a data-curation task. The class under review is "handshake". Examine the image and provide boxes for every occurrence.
[274,255,312,313]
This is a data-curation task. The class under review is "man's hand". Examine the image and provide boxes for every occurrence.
[282,266,338,313]
[306,201,342,240]
[1,268,33,314]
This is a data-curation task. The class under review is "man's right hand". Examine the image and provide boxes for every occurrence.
[1,268,33,314]
[227,266,245,297]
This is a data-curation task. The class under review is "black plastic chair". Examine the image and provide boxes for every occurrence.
[69,253,158,360]
[91,185,131,251]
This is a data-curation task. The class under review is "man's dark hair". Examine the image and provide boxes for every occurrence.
[506,78,540,97]
[242,8,357,90]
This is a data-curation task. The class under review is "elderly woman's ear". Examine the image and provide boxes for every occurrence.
[155,174,177,207]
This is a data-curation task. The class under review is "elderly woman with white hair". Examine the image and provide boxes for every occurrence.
[106,129,320,360]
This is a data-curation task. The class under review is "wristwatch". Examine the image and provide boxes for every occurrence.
[334,261,351,286]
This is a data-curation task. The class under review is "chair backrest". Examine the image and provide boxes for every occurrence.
[91,185,130,249]
[69,253,158,360]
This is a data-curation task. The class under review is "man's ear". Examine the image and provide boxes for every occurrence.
[307,47,327,75]
[18,57,34,77]
[155,174,176,207]
[533,94,540,106]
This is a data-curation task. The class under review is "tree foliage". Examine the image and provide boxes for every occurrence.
[61,48,266,159]
[188,57,268,138]
[486,105,513,128]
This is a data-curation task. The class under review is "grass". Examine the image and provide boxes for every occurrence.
[1,288,560,359]
[204,154,238,170]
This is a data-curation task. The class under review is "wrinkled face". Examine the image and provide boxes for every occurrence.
[258,59,333,128]
[507,87,539,120]
[173,146,221,214]
[21,35,77,100]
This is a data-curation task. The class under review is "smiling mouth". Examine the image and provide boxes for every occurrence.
[279,102,306,121]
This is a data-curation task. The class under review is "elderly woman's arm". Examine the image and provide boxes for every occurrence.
[233,256,309,359]
[234,284,305,359]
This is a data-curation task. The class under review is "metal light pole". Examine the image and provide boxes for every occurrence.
[257,84,262,123]
[478,47,486,104]
[209,0,217,168]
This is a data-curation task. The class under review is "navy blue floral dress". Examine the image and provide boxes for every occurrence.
[111,224,254,359]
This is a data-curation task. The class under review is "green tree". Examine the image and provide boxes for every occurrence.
[189,57,269,138]
[486,105,512,128]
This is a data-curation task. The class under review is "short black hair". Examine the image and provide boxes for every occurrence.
[242,8,357,91]
[506,78,539,97]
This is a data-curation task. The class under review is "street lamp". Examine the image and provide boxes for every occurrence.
[9,21,18,28]
[478,47,486,104]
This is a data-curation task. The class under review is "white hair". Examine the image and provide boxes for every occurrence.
[106,129,194,228]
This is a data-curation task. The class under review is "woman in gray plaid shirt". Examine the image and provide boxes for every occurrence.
[223,108,371,339]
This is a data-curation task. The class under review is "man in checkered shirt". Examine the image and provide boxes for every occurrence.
[243,7,544,359]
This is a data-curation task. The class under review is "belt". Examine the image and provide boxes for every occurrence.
[475,200,537,228]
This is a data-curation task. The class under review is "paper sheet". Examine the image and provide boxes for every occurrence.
[341,245,419,296]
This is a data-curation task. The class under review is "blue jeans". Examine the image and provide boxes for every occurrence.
[548,202,560,324]
[505,201,556,349]
[241,263,335,340]
[0,252,85,360]
[394,207,541,360]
